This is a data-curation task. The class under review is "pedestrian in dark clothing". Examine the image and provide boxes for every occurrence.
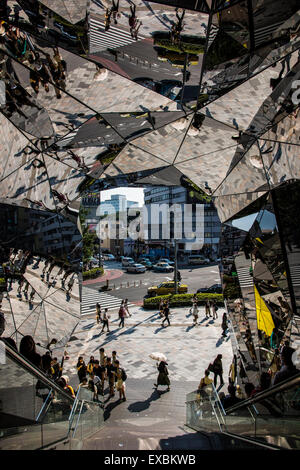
[221,384,242,409]
[77,356,87,382]
[118,302,126,328]
[19,335,42,369]
[111,0,120,24]
[221,312,227,336]
[154,361,170,391]
[212,354,224,387]
[273,346,298,385]
[161,304,171,327]
[106,357,116,397]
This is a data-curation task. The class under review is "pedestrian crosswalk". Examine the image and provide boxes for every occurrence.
[236,266,254,289]
[289,265,300,287]
[89,16,145,53]
[81,287,135,316]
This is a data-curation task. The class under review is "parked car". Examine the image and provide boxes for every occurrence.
[197,284,222,294]
[122,257,135,267]
[126,263,146,273]
[159,258,175,266]
[188,255,210,265]
[152,262,174,273]
[103,254,115,261]
[139,259,153,269]
[148,281,188,297]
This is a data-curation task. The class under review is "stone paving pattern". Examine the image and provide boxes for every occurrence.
[63,304,233,385]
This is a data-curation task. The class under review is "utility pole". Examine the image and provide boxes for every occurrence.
[174,239,178,294]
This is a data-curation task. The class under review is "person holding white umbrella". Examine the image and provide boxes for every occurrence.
[150,353,170,392]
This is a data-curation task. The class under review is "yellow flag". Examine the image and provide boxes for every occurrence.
[254,285,275,337]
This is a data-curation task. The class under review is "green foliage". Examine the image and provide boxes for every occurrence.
[83,267,104,280]
[223,283,241,299]
[79,207,98,265]
[143,293,224,309]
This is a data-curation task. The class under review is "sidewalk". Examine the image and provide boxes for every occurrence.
[63,304,233,387]
[83,269,124,286]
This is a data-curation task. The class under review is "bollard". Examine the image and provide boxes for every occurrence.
[140,280,142,286]
[127,281,130,287]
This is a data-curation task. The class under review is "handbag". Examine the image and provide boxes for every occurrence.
[208,363,215,372]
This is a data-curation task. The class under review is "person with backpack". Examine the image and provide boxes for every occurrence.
[118,301,126,328]
[114,360,127,401]
[154,360,170,392]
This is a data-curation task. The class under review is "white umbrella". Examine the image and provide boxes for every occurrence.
[94,68,108,81]
[170,118,188,130]
[249,154,264,169]
[187,125,200,136]
[149,352,167,362]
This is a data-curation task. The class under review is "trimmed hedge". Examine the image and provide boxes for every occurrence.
[83,267,104,280]
[143,293,224,309]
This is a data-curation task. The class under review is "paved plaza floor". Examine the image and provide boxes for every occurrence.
[63,304,233,386]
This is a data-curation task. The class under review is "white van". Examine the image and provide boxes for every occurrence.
[122,257,135,267]
[188,255,210,265]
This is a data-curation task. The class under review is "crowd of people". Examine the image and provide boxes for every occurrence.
[197,340,299,412]
[75,348,127,402]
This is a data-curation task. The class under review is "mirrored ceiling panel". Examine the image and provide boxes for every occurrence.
[174,113,240,165]
[88,1,209,106]
[214,191,268,223]
[0,112,35,182]
[214,141,269,197]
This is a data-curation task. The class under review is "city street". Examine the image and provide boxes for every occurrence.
[83,261,221,307]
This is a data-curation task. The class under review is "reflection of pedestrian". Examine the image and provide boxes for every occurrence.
[154,361,170,391]
[129,3,142,40]
[221,312,227,336]
[111,0,120,24]
[104,8,112,31]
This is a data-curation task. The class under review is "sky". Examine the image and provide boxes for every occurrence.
[100,187,145,206]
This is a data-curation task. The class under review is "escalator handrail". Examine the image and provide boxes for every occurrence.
[2,340,75,404]
[225,372,300,414]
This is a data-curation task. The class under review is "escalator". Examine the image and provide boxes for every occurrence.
[186,373,300,450]
[0,340,104,450]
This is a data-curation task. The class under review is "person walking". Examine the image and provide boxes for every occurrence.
[124,298,132,317]
[101,308,110,333]
[111,0,120,24]
[161,302,171,327]
[159,298,164,318]
[205,300,211,319]
[96,302,102,324]
[114,360,127,401]
[154,360,170,392]
[211,300,218,319]
[198,369,213,398]
[191,301,199,326]
[212,354,224,387]
[118,302,126,328]
[221,311,228,336]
